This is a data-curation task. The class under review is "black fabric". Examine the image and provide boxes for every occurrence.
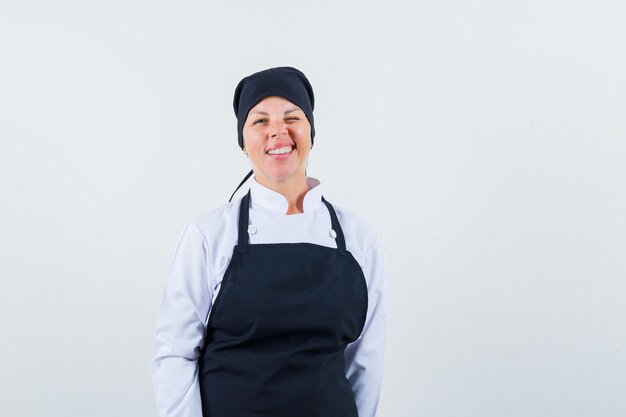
[228,169,253,203]
[233,66,315,149]
[199,189,368,417]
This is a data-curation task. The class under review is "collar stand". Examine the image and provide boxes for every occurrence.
[250,176,322,214]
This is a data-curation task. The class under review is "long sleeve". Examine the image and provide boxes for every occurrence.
[150,221,212,417]
[344,236,389,417]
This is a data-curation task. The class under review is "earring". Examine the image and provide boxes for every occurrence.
[242,148,248,157]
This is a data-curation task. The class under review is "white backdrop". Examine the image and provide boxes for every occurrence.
[1,1,625,416]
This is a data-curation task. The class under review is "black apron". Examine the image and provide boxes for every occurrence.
[199,189,369,417]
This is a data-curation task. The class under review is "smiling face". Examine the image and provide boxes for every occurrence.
[242,96,312,187]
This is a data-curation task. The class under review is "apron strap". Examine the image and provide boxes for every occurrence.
[237,189,251,246]
[321,197,346,251]
[236,187,347,252]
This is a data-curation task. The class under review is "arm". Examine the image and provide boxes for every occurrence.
[150,221,212,417]
[345,236,389,417]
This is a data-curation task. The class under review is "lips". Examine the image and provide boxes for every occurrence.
[266,145,295,155]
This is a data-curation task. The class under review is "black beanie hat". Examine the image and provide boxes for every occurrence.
[233,66,315,150]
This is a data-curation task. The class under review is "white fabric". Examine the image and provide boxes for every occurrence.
[150,175,388,417]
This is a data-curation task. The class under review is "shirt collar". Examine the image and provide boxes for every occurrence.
[250,176,323,214]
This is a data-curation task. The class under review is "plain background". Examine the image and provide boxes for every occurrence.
[1,1,625,416]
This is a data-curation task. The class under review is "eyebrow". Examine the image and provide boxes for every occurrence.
[250,107,301,116]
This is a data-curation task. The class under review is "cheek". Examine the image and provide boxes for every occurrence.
[291,124,311,142]
[242,129,262,149]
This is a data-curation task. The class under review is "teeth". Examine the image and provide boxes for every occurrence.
[267,146,293,155]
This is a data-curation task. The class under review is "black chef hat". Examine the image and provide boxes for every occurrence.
[233,66,315,150]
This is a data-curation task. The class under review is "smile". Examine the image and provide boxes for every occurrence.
[266,146,294,155]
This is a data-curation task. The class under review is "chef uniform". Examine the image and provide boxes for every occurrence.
[150,67,388,417]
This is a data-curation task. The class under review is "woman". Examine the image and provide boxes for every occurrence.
[151,66,388,417]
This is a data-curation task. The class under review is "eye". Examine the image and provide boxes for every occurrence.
[286,117,300,121]
[253,118,267,125]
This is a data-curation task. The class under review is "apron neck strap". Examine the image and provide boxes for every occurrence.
[321,197,346,251]
[238,189,252,246]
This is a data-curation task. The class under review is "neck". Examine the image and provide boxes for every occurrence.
[255,173,309,215]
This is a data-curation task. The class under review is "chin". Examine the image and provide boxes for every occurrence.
[264,170,304,183]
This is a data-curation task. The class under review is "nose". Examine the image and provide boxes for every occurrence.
[268,120,288,137]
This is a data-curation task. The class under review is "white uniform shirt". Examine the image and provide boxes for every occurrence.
[151,175,388,417]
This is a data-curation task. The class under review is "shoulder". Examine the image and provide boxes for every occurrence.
[185,196,243,246]
[330,202,380,262]
[331,202,379,246]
